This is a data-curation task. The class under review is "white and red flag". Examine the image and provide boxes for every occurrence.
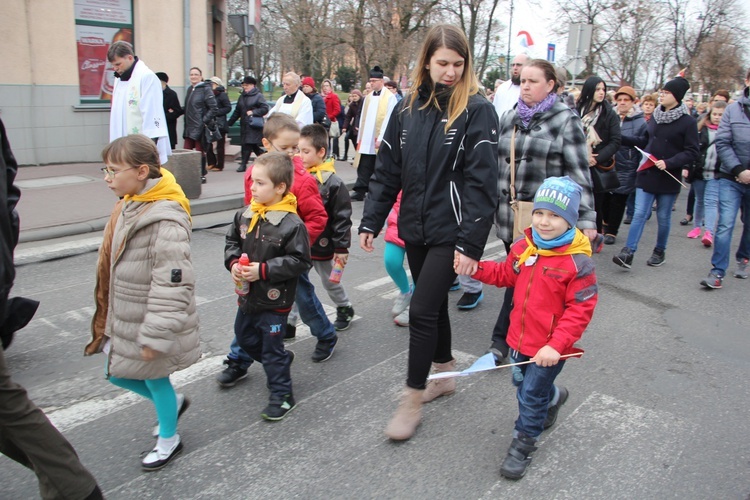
[635,146,658,172]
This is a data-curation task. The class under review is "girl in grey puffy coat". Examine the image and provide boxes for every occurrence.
[97,135,200,471]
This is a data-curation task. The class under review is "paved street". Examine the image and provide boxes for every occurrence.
[2,201,750,499]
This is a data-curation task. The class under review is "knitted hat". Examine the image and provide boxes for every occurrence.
[614,86,637,101]
[209,76,223,87]
[351,89,363,98]
[242,76,256,85]
[533,176,582,228]
[155,72,168,83]
[369,66,384,79]
[301,76,316,89]
[662,76,690,103]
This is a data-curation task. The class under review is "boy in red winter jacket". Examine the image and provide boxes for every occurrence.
[470,176,598,480]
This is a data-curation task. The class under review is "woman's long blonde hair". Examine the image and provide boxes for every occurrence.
[408,24,479,131]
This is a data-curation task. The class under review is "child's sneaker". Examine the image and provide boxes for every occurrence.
[701,230,713,247]
[216,358,248,387]
[734,258,749,279]
[394,307,409,327]
[311,336,338,362]
[700,271,723,289]
[499,433,538,480]
[543,387,568,429]
[449,280,461,291]
[333,305,354,331]
[392,286,413,316]
[686,227,701,239]
[261,395,296,421]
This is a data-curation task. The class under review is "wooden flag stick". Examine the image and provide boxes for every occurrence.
[663,169,689,189]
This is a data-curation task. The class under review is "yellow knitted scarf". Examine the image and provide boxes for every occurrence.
[123,168,191,221]
[306,157,336,184]
[517,228,592,266]
[248,192,298,232]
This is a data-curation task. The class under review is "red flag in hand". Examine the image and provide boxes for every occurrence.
[635,146,658,172]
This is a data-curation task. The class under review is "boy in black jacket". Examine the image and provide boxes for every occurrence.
[299,124,355,330]
[225,152,311,421]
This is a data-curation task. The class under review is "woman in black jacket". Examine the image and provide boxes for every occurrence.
[183,67,218,183]
[228,76,270,172]
[576,76,622,244]
[206,77,232,171]
[359,25,499,441]
[342,89,362,161]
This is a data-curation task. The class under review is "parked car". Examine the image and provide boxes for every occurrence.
[228,78,241,87]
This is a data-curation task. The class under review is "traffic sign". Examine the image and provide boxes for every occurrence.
[547,43,556,63]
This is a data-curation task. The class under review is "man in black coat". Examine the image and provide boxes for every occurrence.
[206,76,233,171]
[156,72,183,149]
[0,118,103,499]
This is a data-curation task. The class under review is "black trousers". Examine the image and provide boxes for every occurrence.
[404,244,456,389]
[602,192,630,236]
[240,143,264,169]
[0,346,99,499]
[166,120,178,150]
[343,129,357,160]
[353,154,376,195]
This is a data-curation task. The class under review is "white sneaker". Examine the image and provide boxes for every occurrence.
[394,307,409,327]
[391,286,413,316]
[142,434,183,471]
[152,393,188,437]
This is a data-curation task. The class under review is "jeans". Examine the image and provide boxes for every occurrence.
[694,179,719,233]
[458,274,483,294]
[625,189,678,253]
[510,349,566,439]
[710,179,750,276]
[287,271,337,340]
[234,309,293,401]
[228,271,336,368]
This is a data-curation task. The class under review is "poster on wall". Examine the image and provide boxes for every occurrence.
[75,0,133,103]
[76,25,132,101]
[75,0,132,24]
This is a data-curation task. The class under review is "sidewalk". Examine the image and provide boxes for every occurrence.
[14,146,360,244]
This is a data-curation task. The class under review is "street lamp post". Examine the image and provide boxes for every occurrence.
[506,0,514,78]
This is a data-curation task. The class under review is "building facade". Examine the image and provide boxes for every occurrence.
[0,0,227,165]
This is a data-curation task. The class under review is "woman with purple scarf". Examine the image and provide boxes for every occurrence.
[486,59,596,364]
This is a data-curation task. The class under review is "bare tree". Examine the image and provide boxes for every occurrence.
[690,27,747,95]
[444,0,504,78]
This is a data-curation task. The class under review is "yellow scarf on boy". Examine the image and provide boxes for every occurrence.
[248,192,298,232]
[517,228,592,266]
[306,158,336,184]
[124,168,191,221]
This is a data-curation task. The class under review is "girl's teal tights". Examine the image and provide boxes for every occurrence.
[109,376,177,438]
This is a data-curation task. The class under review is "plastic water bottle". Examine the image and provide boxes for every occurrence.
[329,258,345,284]
[235,253,251,295]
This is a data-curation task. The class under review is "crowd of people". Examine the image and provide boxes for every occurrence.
[2,28,749,493]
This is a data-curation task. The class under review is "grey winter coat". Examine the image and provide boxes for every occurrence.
[495,99,596,243]
[716,87,750,179]
[106,198,200,380]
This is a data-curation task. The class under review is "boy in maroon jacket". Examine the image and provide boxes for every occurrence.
[470,177,598,479]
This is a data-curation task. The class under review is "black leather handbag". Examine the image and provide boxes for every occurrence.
[590,158,620,193]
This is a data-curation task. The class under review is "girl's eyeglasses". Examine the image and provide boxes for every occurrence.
[101,166,137,179]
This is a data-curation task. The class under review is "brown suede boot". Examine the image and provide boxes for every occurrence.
[422,359,456,403]
[384,387,423,441]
